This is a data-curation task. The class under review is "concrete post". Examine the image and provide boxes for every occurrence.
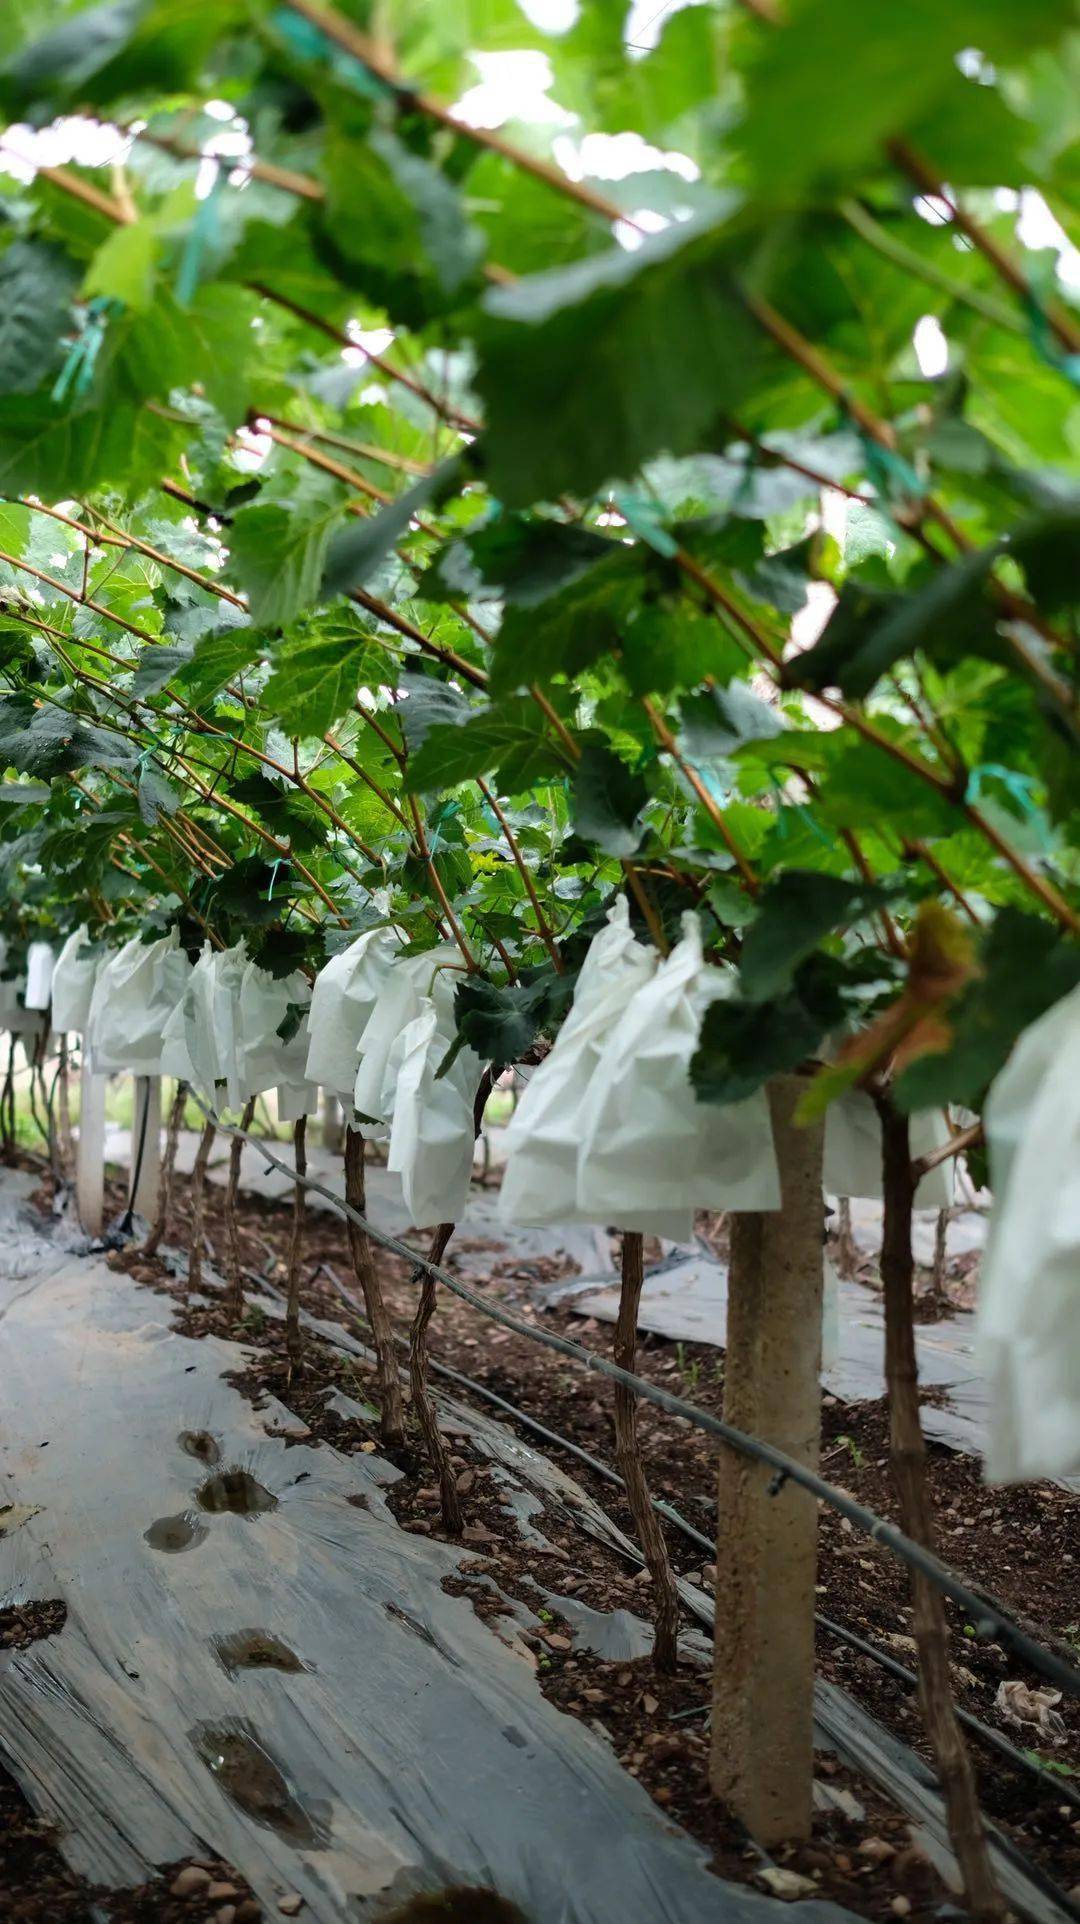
[710,1074,825,1845]
[75,1057,107,1236]
[321,1090,344,1153]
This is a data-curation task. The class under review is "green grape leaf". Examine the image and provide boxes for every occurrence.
[399,673,472,750]
[0,693,138,778]
[137,763,180,825]
[451,969,573,1067]
[571,742,648,856]
[420,516,614,608]
[895,909,1080,1109]
[680,678,785,760]
[226,479,343,628]
[740,870,898,1002]
[321,453,465,600]
[405,697,567,794]
[476,208,767,507]
[265,619,376,737]
[0,240,79,394]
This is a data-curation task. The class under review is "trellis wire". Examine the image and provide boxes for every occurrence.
[184,1088,1080,1700]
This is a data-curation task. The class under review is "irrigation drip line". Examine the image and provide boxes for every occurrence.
[305,1262,1080,1819]
[813,1615,1080,1817]
[186,1089,1080,1701]
[119,1075,152,1236]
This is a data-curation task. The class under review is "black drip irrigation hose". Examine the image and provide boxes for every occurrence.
[118,1075,152,1237]
[185,1089,1080,1702]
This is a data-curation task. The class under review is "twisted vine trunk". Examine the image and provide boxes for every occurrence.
[836,1195,856,1278]
[35,1053,57,1177]
[223,1096,257,1319]
[1,1037,16,1161]
[931,1205,950,1297]
[143,1080,187,1257]
[877,1094,1005,1924]
[284,1114,308,1376]
[405,1069,494,1532]
[344,1126,406,1446]
[56,1039,74,1181]
[186,1118,216,1295]
[614,1230,680,1673]
[409,1222,463,1535]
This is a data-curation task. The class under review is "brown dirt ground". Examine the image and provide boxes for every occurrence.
[5,1153,1080,1922]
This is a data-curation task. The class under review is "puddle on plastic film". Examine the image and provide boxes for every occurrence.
[144,1512,207,1553]
[196,1469,278,1516]
[213,1629,306,1674]
[189,1723,329,1846]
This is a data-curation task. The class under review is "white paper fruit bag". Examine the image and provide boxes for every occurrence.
[823,1088,954,1208]
[577,914,781,1227]
[498,896,690,1234]
[978,983,1080,1481]
[353,944,463,1124]
[161,943,244,1104]
[88,928,192,1076]
[25,941,55,1012]
[51,926,101,1034]
[305,927,400,1103]
[387,972,483,1228]
[235,957,316,1114]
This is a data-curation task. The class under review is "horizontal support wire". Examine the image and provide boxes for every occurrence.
[185,1088,1080,1700]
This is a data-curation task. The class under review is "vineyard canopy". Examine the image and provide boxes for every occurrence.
[0,0,1077,1130]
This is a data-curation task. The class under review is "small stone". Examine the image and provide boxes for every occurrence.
[359,1440,377,1454]
[890,1900,911,1918]
[543,1632,571,1651]
[653,1786,674,1805]
[456,1469,475,1495]
[208,1884,239,1901]
[170,1867,212,1897]
[278,1898,304,1917]
[215,1907,237,1924]
[756,1867,818,1899]
[858,1837,896,1863]
[462,1523,496,1544]
[235,1905,262,1923]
